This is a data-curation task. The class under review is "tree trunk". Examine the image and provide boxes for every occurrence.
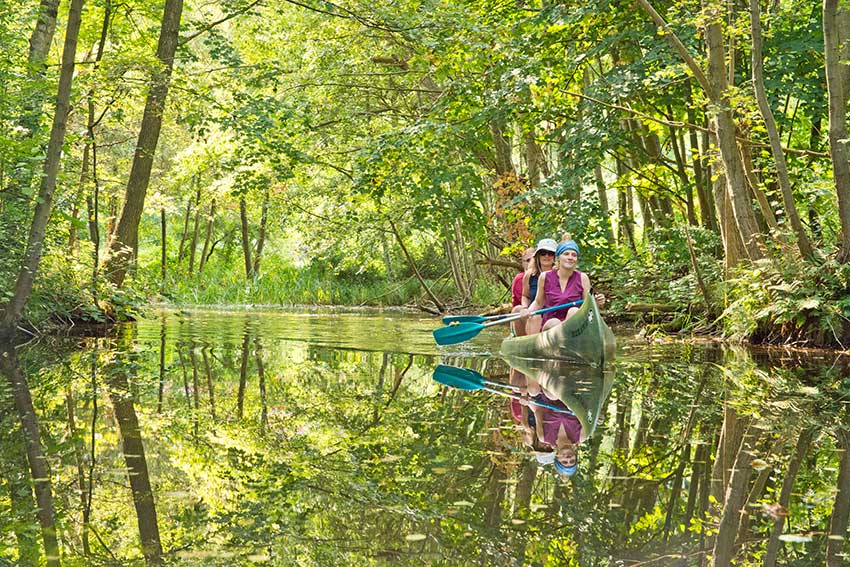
[686,82,716,231]
[199,198,216,274]
[703,0,763,261]
[201,349,217,421]
[107,356,164,565]
[160,208,166,287]
[388,220,446,312]
[102,0,184,289]
[751,0,813,258]
[177,194,192,263]
[238,329,250,419]
[594,165,615,244]
[0,346,61,567]
[826,427,850,567]
[712,424,760,567]
[763,427,814,567]
[252,186,270,276]
[490,119,515,175]
[823,0,850,262]
[188,184,202,274]
[240,197,253,279]
[740,143,781,233]
[0,0,86,342]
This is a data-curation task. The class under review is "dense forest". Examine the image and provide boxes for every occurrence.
[2,0,850,347]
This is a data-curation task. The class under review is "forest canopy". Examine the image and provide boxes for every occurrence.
[1,0,850,347]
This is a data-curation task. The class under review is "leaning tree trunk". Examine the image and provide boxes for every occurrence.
[0,0,86,342]
[0,347,61,567]
[198,198,216,274]
[826,427,850,567]
[763,427,814,567]
[252,186,270,276]
[388,219,446,312]
[107,352,164,565]
[239,197,253,279]
[712,424,760,567]
[188,184,202,274]
[823,0,850,262]
[751,0,813,258]
[102,0,184,289]
[703,0,763,261]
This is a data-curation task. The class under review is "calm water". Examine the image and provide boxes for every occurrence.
[1,308,848,566]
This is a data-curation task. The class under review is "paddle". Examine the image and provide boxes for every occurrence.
[433,365,574,415]
[442,313,511,325]
[435,364,522,391]
[432,299,583,346]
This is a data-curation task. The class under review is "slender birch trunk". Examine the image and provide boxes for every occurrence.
[0,0,86,341]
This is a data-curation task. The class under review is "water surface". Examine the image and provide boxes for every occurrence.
[1,308,848,566]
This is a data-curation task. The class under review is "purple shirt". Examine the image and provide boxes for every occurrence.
[540,411,583,446]
[541,269,584,324]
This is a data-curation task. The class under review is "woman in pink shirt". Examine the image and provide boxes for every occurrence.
[520,238,603,332]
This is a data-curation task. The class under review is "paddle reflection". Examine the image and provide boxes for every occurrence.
[433,359,614,479]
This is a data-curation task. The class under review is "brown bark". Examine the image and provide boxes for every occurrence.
[103,0,184,288]
[388,220,446,312]
[703,0,763,261]
[0,347,61,567]
[240,197,253,279]
[107,361,164,565]
[177,195,192,263]
[198,198,216,274]
[237,330,250,419]
[594,165,615,244]
[160,208,166,286]
[763,427,814,567]
[0,0,86,342]
[823,0,850,262]
[712,424,760,567]
[751,0,813,258]
[252,186,270,276]
[490,119,515,175]
[188,185,202,274]
[826,428,850,567]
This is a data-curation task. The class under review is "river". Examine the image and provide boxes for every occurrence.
[0,307,847,566]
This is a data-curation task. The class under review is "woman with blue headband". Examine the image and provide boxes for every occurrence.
[520,236,601,332]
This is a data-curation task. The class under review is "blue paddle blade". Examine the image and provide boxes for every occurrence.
[441,314,488,324]
[432,322,486,345]
[432,365,485,390]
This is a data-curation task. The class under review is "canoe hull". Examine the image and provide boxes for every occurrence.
[500,293,616,367]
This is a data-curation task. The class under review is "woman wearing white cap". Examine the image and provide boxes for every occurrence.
[520,236,604,332]
[511,238,557,336]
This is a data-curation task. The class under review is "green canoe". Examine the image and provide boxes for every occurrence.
[500,293,616,367]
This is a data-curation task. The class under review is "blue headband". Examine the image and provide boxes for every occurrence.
[556,240,579,257]
[554,459,577,476]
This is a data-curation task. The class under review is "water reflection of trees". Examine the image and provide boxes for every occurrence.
[1,320,849,565]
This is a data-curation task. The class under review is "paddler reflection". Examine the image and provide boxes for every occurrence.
[507,359,613,478]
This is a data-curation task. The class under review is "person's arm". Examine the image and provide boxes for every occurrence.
[532,405,548,443]
[521,271,532,308]
[583,272,606,308]
[522,272,546,318]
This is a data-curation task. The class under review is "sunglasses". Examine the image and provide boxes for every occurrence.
[537,251,556,257]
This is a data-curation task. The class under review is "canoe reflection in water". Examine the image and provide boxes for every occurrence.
[432,359,613,478]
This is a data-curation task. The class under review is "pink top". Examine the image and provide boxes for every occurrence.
[540,411,583,446]
[511,272,524,307]
[540,269,584,324]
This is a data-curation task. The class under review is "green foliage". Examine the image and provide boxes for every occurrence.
[721,255,850,346]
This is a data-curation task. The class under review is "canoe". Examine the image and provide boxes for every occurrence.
[500,292,616,366]
[502,358,614,438]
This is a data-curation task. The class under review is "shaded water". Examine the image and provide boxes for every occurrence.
[1,308,849,566]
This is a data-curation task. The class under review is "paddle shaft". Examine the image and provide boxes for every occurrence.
[480,299,584,328]
[479,385,574,415]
